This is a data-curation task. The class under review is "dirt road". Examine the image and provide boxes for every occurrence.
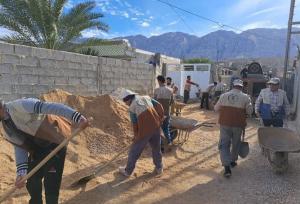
[3,104,300,203]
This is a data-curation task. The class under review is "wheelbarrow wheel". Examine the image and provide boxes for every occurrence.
[266,150,289,174]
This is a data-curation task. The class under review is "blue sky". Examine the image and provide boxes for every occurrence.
[0,0,298,38]
[74,0,298,38]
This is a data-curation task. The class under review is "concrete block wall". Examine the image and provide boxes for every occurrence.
[0,42,155,101]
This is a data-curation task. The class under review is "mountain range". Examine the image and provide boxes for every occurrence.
[120,28,300,60]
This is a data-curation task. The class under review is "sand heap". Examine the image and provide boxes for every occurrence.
[40,89,132,155]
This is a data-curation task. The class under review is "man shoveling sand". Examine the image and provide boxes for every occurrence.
[0,98,88,204]
[118,90,165,177]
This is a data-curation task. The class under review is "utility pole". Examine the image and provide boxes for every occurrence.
[283,0,296,90]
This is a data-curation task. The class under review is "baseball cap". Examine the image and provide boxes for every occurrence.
[233,79,244,87]
[267,77,280,85]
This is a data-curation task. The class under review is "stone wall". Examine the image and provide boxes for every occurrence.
[0,42,155,101]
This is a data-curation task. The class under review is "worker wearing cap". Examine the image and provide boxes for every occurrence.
[215,79,252,178]
[255,77,290,127]
[119,90,164,177]
[0,98,88,204]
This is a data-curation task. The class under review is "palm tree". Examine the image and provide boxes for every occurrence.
[0,0,109,53]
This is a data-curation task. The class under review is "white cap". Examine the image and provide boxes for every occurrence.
[267,77,280,85]
[233,79,244,87]
[120,89,137,100]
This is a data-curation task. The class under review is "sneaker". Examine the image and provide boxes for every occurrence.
[223,166,231,178]
[119,166,130,177]
[230,162,237,168]
[154,167,163,175]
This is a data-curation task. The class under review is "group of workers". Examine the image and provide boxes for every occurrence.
[0,72,290,202]
[215,77,289,177]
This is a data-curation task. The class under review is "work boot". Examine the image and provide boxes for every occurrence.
[223,166,231,178]
[154,167,163,175]
[230,162,237,168]
[119,166,130,177]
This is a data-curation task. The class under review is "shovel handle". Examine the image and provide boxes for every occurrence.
[0,128,82,203]
[93,145,130,175]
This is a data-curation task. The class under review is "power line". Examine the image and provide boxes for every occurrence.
[155,0,281,42]
[166,0,196,34]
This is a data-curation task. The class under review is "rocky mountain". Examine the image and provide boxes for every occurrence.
[119,28,300,60]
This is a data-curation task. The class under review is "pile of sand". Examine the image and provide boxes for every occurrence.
[40,89,132,155]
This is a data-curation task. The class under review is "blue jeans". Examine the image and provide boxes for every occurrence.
[161,116,172,143]
[126,129,162,174]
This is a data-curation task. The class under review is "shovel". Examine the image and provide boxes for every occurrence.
[66,145,130,187]
[0,128,82,203]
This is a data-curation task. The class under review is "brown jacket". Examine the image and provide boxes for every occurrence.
[214,89,252,128]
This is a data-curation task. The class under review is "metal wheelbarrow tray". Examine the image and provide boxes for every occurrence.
[170,116,214,145]
[258,127,300,174]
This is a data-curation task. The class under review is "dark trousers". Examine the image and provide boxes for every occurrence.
[183,90,190,104]
[262,119,283,127]
[26,145,67,204]
[126,129,162,174]
[201,92,209,109]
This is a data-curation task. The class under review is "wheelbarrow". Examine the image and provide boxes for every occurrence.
[257,127,300,174]
[168,116,215,145]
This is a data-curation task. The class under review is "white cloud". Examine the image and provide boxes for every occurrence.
[248,6,282,17]
[131,17,138,21]
[64,1,74,9]
[81,29,108,38]
[230,0,265,16]
[241,20,282,31]
[0,27,14,37]
[141,22,150,27]
[123,1,132,8]
[168,20,179,26]
[122,11,129,18]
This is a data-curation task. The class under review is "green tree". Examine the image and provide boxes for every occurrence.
[0,0,109,53]
[183,58,212,64]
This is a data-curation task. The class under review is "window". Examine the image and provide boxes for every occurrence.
[196,65,209,71]
[183,65,194,71]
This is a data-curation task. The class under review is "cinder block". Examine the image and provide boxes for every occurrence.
[115,59,123,67]
[102,66,111,72]
[88,56,99,64]
[106,58,116,66]
[0,42,14,54]
[33,48,51,58]
[0,83,12,93]
[51,50,65,61]
[39,76,55,85]
[14,45,33,56]
[82,63,96,71]
[20,75,39,84]
[81,78,96,85]
[56,60,69,69]
[40,59,56,68]
[0,64,14,74]
[87,70,97,78]
[0,73,19,84]
[1,54,20,64]
[32,85,52,94]
[16,65,35,75]
[54,77,68,84]
[69,62,81,70]
[14,84,33,94]
[21,56,39,67]
[68,77,81,85]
